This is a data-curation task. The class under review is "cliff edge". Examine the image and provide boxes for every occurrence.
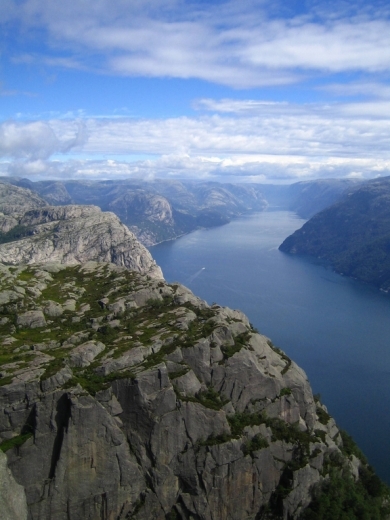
[0,262,387,519]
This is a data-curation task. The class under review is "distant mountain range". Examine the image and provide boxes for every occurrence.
[0,177,361,246]
[280,177,390,292]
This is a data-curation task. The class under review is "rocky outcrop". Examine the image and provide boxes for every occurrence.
[0,262,383,520]
[0,183,162,279]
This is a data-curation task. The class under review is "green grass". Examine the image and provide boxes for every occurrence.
[17,269,35,282]
[168,368,189,380]
[0,432,33,452]
[64,367,136,395]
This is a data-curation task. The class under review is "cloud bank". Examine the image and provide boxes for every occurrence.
[1,95,389,182]
[3,0,390,88]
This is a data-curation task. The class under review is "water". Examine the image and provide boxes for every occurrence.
[151,211,390,484]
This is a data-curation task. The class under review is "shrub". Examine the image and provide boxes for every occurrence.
[243,434,269,456]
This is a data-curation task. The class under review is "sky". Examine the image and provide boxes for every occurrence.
[1,0,390,184]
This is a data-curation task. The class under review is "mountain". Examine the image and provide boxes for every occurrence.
[0,178,268,246]
[0,177,363,246]
[279,177,390,291]
[0,182,162,279]
[1,262,388,519]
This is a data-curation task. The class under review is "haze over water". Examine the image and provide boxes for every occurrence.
[151,211,390,484]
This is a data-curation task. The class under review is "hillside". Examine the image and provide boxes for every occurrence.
[279,177,390,291]
[285,179,361,218]
[0,262,388,519]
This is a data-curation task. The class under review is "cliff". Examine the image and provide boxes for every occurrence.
[0,183,162,279]
[0,262,387,519]
[279,177,390,291]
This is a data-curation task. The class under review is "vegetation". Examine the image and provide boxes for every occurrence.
[340,430,367,464]
[198,433,233,447]
[221,330,252,359]
[300,467,390,519]
[0,419,34,452]
[0,225,33,244]
[316,406,331,425]
[243,434,269,456]
[1,261,389,519]
[0,431,33,452]
[174,386,228,411]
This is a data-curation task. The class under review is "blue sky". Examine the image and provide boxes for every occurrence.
[1,0,390,183]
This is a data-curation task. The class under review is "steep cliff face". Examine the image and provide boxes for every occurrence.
[0,450,28,520]
[0,263,385,520]
[0,183,162,279]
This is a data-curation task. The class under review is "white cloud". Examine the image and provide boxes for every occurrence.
[4,0,390,87]
[320,81,390,99]
[0,121,88,160]
[2,95,389,183]
[3,154,390,184]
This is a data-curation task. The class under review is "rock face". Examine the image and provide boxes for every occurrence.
[0,450,28,520]
[0,262,385,520]
[0,182,47,218]
[0,182,162,279]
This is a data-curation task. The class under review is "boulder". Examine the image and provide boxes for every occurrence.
[68,341,106,368]
[16,311,46,329]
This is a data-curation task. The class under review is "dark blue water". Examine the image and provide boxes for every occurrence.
[151,211,390,484]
